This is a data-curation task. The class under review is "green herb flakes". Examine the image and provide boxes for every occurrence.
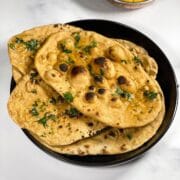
[65,57,75,64]
[144,91,158,100]
[8,43,15,50]
[115,87,133,100]
[15,37,39,51]
[29,107,39,116]
[15,37,24,44]
[37,116,47,127]
[59,43,72,54]
[88,64,104,81]
[25,39,39,51]
[37,113,56,127]
[73,32,80,47]
[133,56,142,65]
[65,108,81,118]
[63,92,74,103]
[83,41,97,54]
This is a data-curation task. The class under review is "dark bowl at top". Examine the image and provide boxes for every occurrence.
[10,19,178,166]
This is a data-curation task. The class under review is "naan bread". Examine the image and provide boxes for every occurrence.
[35,29,163,128]
[7,73,106,146]
[8,24,157,83]
[8,24,81,80]
[30,96,165,155]
[116,39,158,79]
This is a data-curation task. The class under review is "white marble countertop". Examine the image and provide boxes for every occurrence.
[0,0,180,180]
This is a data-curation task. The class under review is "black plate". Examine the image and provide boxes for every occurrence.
[10,19,178,166]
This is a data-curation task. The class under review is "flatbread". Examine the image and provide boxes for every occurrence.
[8,24,81,78]
[8,24,157,84]
[116,39,158,79]
[7,73,106,146]
[35,29,163,128]
[30,96,165,155]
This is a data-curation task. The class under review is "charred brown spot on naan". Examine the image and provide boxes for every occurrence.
[44,70,61,82]
[92,57,116,79]
[85,92,97,102]
[59,63,68,72]
[70,66,91,89]
[117,76,127,85]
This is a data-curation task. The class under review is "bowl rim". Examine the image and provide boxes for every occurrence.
[111,0,155,5]
[10,19,179,167]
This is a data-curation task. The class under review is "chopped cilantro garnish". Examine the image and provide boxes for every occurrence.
[65,57,75,64]
[87,64,104,81]
[144,91,158,100]
[24,39,39,51]
[37,116,47,127]
[8,43,15,50]
[59,43,72,54]
[73,32,80,47]
[15,37,39,51]
[63,92,73,103]
[115,87,124,95]
[133,56,142,65]
[29,107,39,116]
[37,113,56,127]
[15,37,24,44]
[115,87,133,100]
[47,114,56,121]
[39,101,47,112]
[83,41,97,54]
[65,108,81,118]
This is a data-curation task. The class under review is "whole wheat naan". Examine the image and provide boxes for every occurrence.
[30,96,165,155]
[35,29,163,128]
[8,73,106,146]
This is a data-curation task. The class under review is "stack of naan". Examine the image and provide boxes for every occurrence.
[7,24,165,155]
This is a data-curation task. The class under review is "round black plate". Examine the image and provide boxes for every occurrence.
[10,19,178,166]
